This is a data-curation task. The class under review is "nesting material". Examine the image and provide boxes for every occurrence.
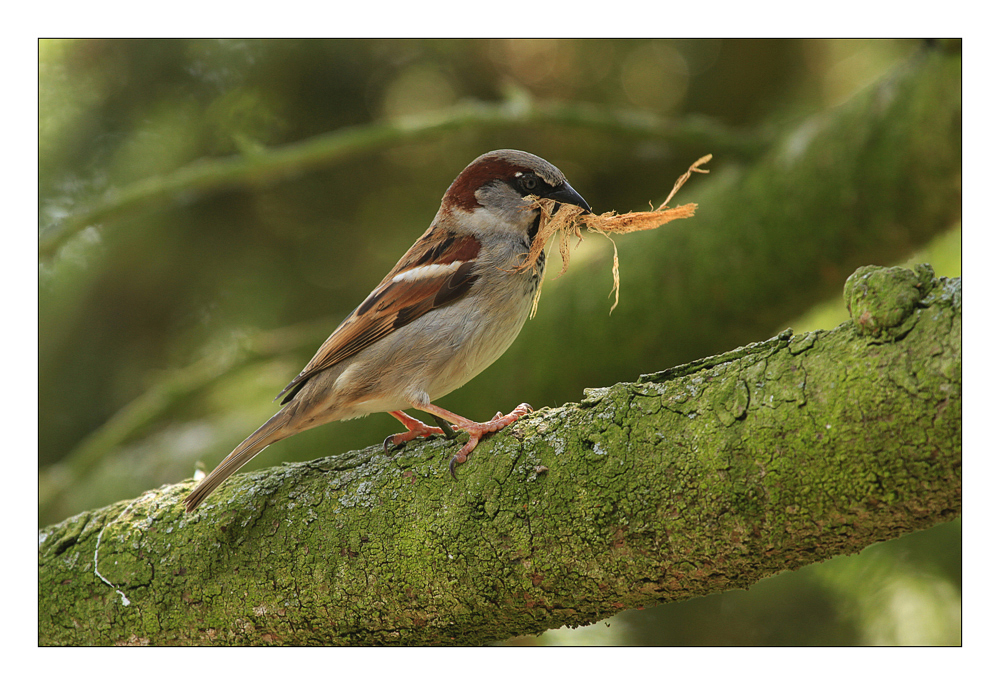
[520,154,711,315]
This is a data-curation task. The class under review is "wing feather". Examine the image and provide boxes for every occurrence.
[277,230,481,403]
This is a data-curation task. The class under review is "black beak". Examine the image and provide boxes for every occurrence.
[547,181,591,213]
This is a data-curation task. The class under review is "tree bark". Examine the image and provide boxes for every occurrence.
[38,265,961,645]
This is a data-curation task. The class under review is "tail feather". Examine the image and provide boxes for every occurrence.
[184,410,292,512]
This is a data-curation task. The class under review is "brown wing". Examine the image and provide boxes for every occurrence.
[277,230,481,403]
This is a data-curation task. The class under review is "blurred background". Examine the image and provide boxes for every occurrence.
[38,38,960,645]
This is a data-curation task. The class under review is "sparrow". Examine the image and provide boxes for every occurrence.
[184,149,590,512]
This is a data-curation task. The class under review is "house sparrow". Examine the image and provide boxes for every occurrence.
[184,149,590,512]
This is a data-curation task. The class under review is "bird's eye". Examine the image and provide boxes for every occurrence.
[520,174,538,192]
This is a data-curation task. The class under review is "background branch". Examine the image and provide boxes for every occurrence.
[39,95,764,261]
[521,45,960,382]
[38,266,961,646]
[38,318,336,515]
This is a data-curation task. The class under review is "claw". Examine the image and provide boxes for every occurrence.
[448,454,466,480]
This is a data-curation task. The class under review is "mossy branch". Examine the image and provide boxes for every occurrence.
[38,265,961,645]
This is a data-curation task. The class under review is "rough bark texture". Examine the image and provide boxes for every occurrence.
[38,265,961,645]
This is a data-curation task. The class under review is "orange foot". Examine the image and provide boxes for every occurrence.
[385,403,533,478]
[383,411,449,457]
[423,402,534,478]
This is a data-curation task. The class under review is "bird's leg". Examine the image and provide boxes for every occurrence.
[432,415,459,439]
[414,402,533,478]
[383,410,448,456]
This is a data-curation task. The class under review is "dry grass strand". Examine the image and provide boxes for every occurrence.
[520,154,711,316]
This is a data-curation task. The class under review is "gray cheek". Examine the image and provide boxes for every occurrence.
[474,183,535,226]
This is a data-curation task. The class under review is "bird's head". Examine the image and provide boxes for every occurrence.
[437,149,591,241]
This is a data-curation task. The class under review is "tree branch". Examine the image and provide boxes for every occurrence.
[38,265,961,645]
[38,94,765,261]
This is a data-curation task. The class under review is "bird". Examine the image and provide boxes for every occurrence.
[183,149,591,512]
